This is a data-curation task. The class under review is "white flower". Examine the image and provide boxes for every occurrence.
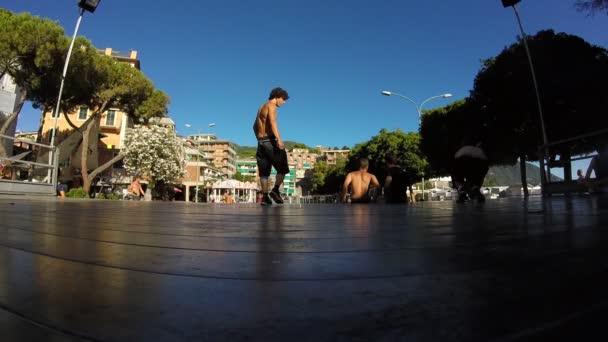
[122,124,185,184]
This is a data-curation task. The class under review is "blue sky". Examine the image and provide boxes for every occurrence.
[3,0,607,155]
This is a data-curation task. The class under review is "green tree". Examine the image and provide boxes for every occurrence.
[0,9,68,156]
[575,0,608,15]
[322,157,348,194]
[308,147,321,154]
[234,172,255,182]
[420,99,480,177]
[348,129,427,187]
[59,54,169,193]
[312,160,329,193]
[470,30,608,192]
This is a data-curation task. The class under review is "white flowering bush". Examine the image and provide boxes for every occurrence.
[122,125,185,184]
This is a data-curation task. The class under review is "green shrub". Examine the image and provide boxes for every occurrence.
[105,193,121,200]
[95,192,121,200]
[66,187,88,198]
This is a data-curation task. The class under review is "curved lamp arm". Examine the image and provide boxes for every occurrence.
[382,90,452,122]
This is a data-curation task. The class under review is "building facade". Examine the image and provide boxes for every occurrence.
[317,147,350,165]
[37,49,143,183]
[237,153,301,197]
[236,159,258,179]
[188,134,237,177]
[0,73,25,157]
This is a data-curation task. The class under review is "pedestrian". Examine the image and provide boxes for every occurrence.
[384,154,410,204]
[341,158,381,203]
[253,87,290,206]
[452,141,489,203]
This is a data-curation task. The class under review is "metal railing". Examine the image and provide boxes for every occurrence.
[539,127,608,195]
[0,133,57,195]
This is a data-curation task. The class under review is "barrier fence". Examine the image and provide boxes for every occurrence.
[0,133,57,196]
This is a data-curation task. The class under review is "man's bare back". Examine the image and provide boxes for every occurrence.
[342,166,380,203]
[253,100,285,149]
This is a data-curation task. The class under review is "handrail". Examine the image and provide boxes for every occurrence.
[541,127,608,149]
[0,133,54,149]
[0,156,54,168]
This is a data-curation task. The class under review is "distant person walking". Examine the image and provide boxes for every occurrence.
[341,158,380,203]
[384,154,411,204]
[452,142,489,203]
[253,87,290,206]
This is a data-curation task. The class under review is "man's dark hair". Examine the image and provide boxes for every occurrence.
[269,87,289,100]
[386,154,397,165]
[359,158,369,169]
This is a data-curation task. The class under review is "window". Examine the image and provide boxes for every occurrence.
[105,110,116,126]
[78,106,88,120]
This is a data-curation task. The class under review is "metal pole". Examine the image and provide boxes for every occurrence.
[195,135,199,203]
[512,4,550,187]
[388,92,450,202]
[48,8,85,181]
[417,108,425,201]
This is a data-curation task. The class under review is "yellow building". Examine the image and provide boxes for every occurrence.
[39,48,140,181]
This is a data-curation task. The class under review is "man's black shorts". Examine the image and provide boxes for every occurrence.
[256,137,289,177]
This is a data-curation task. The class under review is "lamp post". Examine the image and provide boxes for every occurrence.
[381,90,453,201]
[500,0,550,190]
[185,124,201,203]
[48,0,101,186]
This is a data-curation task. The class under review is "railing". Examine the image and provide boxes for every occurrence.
[0,133,58,195]
[539,127,608,195]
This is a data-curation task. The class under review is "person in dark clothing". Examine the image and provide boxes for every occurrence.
[253,87,290,206]
[452,142,489,203]
[384,154,410,204]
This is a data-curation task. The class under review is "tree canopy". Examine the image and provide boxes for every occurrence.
[0,9,68,155]
[420,99,483,176]
[122,125,185,185]
[575,0,608,15]
[470,30,608,161]
[1,9,171,192]
[348,129,427,186]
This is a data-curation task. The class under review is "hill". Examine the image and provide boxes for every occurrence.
[236,141,320,159]
[486,162,562,186]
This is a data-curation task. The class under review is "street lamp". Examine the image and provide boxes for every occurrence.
[500,0,550,190]
[48,0,101,186]
[185,124,201,203]
[381,90,453,201]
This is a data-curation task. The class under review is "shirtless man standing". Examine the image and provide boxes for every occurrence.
[341,158,380,203]
[253,87,290,206]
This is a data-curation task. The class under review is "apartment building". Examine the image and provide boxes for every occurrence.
[188,134,237,177]
[236,155,299,197]
[288,148,318,169]
[236,159,258,179]
[317,147,350,165]
[181,137,224,202]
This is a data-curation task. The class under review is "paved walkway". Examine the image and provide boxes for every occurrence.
[1,196,608,341]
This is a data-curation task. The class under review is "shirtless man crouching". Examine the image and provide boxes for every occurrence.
[341,158,380,203]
